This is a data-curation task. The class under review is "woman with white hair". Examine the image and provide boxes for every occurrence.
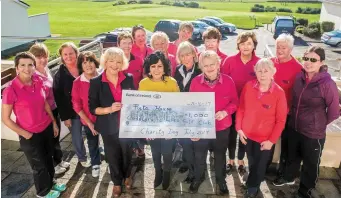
[189,50,238,195]
[89,47,135,197]
[270,33,302,176]
[236,58,287,198]
[150,31,177,76]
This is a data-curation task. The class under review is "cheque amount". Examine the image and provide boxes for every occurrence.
[124,104,214,127]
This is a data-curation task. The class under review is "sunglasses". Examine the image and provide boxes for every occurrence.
[302,57,320,63]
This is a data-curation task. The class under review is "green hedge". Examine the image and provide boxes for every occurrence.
[321,21,335,33]
[296,7,321,14]
[297,18,308,27]
[296,25,305,34]
[112,0,125,6]
[160,1,200,9]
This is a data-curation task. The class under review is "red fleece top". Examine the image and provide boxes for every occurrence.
[221,52,260,96]
[271,57,302,110]
[236,80,287,144]
[189,74,239,131]
[124,53,143,89]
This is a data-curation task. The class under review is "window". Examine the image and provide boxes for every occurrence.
[276,20,294,28]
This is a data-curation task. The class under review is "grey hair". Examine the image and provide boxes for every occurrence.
[150,31,169,50]
[100,47,128,71]
[254,58,277,75]
[176,41,198,64]
[198,50,221,70]
[276,33,294,49]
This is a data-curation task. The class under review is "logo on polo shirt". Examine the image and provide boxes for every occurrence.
[262,104,271,109]
[249,72,256,77]
[282,80,290,84]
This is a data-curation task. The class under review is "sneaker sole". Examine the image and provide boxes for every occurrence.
[272,181,295,187]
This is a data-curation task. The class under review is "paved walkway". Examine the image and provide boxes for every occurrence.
[1,134,341,198]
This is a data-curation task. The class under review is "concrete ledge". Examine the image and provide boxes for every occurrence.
[1,112,70,142]
[273,118,341,168]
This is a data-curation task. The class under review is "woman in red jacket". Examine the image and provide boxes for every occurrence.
[189,50,238,195]
[221,31,260,175]
[236,58,287,198]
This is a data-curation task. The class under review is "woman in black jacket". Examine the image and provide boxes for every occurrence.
[53,42,92,167]
[173,41,202,182]
[89,47,135,197]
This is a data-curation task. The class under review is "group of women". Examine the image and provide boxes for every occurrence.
[1,21,339,198]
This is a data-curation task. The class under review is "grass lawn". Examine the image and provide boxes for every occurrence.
[24,0,321,56]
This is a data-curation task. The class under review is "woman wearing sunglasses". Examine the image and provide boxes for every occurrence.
[273,46,339,198]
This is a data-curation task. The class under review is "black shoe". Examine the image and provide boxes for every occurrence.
[154,169,163,188]
[178,165,188,173]
[238,165,247,175]
[162,171,171,190]
[217,183,229,195]
[184,175,194,183]
[189,181,203,193]
[226,164,233,175]
[244,189,259,198]
[272,177,295,187]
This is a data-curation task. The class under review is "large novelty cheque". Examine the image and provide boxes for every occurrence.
[119,90,216,139]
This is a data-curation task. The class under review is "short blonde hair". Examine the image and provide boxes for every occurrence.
[198,50,221,70]
[100,47,128,71]
[29,42,49,58]
[58,42,79,64]
[150,31,169,50]
[179,21,194,33]
[254,58,277,74]
[176,41,198,64]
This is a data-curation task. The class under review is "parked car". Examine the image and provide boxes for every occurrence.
[272,16,295,39]
[321,30,341,47]
[204,16,236,33]
[190,21,210,37]
[79,27,153,48]
[79,32,118,48]
[196,18,230,34]
[154,19,202,42]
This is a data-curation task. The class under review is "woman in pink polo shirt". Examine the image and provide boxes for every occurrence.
[221,31,260,175]
[117,32,144,89]
[150,31,177,76]
[2,52,66,198]
[29,43,70,175]
[71,51,101,178]
[131,24,153,61]
[200,27,227,65]
[168,21,195,56]
[189,50,238,195]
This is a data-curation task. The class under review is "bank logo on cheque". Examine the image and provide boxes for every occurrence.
[153,94,161,99]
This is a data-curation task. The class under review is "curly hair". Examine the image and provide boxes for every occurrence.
[143,51,171,81]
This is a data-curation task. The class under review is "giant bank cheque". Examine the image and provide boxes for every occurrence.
[119,90,216,139]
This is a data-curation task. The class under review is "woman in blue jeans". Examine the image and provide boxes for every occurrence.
[71,51,102,177]
[53,42,91,167]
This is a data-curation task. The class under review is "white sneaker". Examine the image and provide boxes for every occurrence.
[58,161,70,169]
[54,165,66,175]
[92,165,100,177]
[80,160,91,168]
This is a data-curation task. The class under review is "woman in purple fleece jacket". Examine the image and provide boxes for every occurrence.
[273,46,340,198]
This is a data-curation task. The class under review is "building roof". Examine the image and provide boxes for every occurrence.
[319,0,341,5]
[13,0,30,8]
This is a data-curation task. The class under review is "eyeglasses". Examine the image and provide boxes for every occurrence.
[302,57,320,63]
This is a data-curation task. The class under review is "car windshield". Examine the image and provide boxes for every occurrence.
[276,20,294,28]
[205,19,219,26]
[211,18,224,24]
